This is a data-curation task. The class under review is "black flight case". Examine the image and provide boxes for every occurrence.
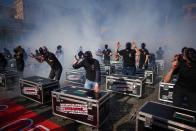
[0,69,18,88]
[52,85,111,128]
[106,74,146,98]
[136,101,196,131]
[20,76,59,104]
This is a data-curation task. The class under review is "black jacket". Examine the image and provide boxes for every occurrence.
[73,58,101,84]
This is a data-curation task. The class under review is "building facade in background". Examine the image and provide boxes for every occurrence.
[0,0,79,51]
[0,0,36,50]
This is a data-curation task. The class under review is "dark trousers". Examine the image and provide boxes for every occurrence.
[103,60,110,66]
[16,62,24,72]
[173,86,196,111]
[49,67,62,81]
[122,66,136,76]
[139,62,148,70]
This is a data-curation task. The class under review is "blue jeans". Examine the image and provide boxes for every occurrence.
[122,66,136,76]
[84,79,96,90]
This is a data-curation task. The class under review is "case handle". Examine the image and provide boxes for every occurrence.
[173,112,195,123]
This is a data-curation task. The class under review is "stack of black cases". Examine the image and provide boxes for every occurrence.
[136,101,196,131]
[52,85,110,128]
[0,69,18,88]
[65,67,108,85]
[100,64,109,76]
[7,59,17,71]
[110,61,123,74]
[156,59,165,74]
[20,76,59,104]
[158,77,177,103]
[144,70,155,85]
[135,69,155,85]
[106,74,146,98]
[104,65,115,76]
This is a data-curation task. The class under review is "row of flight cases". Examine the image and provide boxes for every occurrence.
[0,59,18,88]
[3,59,195,130]
[18,62,155,128]
[19,75,110,128]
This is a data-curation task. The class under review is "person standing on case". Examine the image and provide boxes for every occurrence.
[115,42,136,75]
[73,51,101,93]
[139,43,149,70]
[102,44,112,66]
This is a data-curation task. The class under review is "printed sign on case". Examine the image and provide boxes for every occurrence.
[23,87,38,95]
[60,104,88,115]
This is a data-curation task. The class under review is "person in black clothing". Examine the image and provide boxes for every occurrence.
[115,42,136,75]
[13,46,25,73]
[164,47,196,111]
[78,46,84,59]
[73,51,101,93]
[17,45,28,62]
[32,46,62,81]
[102,44,112,66]
[139,43,149,69]
[181,47,188,56]
[156,46,164,60]
[148,53,156,70]
[55,45,64,65]
[0,53,7,70]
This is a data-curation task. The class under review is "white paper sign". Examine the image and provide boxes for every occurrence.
[60,104,88,115]
[23,87,38,95]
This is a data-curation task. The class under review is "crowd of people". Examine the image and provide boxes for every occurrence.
[0,42,195,110]
[0,45,63,80]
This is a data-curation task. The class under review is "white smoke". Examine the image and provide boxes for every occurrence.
[4,0,195,79]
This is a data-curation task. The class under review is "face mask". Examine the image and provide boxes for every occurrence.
[126,43,131,50]
[84,51,93,63]
[187,49,196,63]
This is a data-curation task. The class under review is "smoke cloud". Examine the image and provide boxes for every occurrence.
[2,0,196,79]
[22,0,196,57]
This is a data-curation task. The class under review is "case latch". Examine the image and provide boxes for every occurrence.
[144,115,153,128]
[56,94,60,102]
[87,102,92,109]
[132,82,137,94]
[163,84,169,90]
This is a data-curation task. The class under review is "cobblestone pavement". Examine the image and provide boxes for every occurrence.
[0,75,162,131]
